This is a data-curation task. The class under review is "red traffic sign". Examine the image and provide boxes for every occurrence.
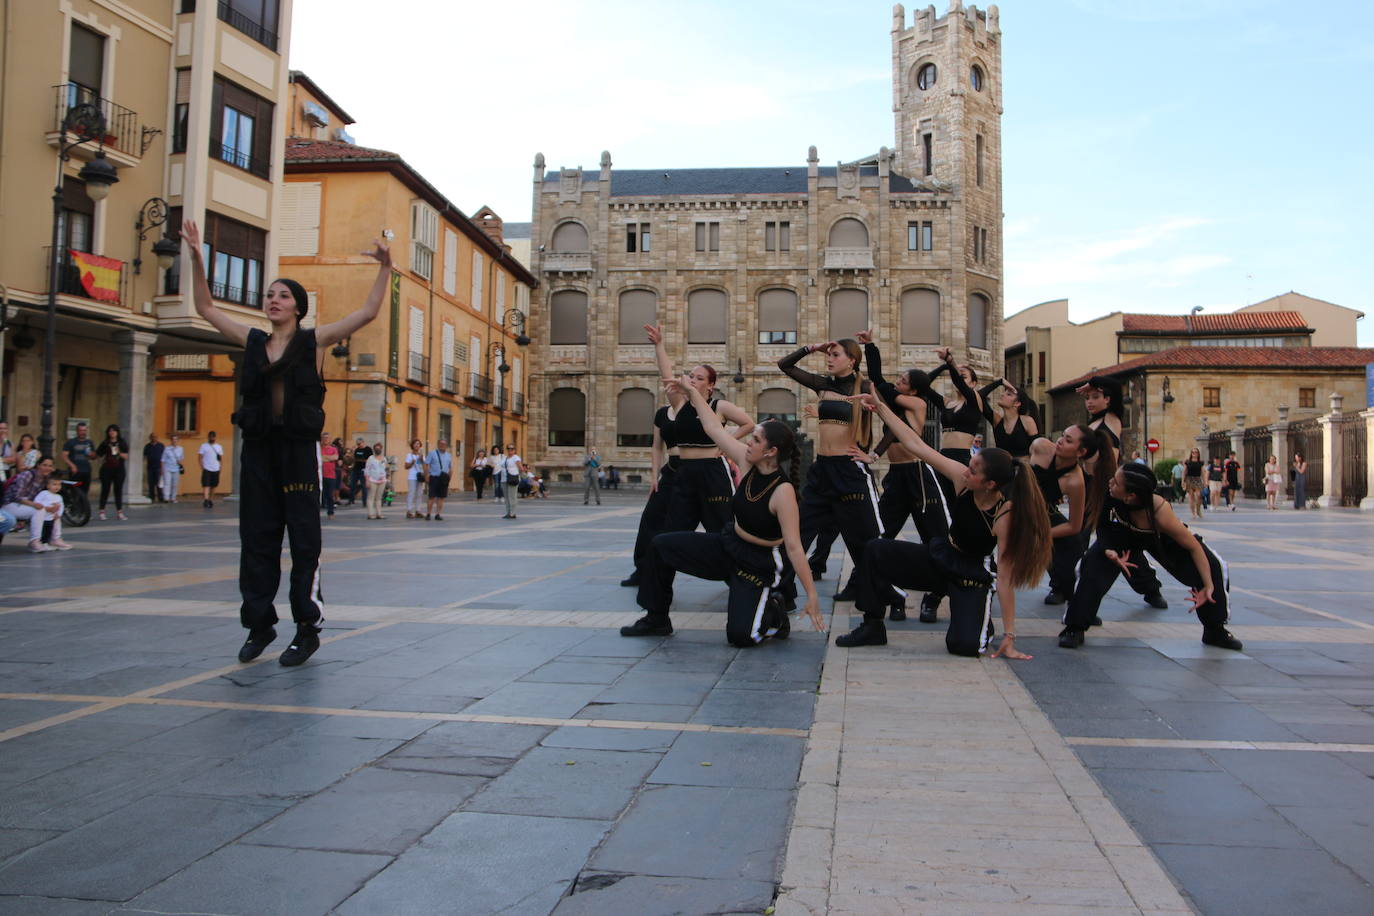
[1146,438,1161,453]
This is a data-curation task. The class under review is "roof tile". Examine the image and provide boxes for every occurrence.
[1120,311,1310,333]
[1050,346,1374,393]
[285,138,399,161]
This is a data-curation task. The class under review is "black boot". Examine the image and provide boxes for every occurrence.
[888,602,907,621]
[279,620,322,667]
[833,581,858,602]
[767,594,790,640]
[918,594,939,624]
[620,615,673,637]
[237,627,277,663]
[835,620,887,647]
[1043,591,1066,605]
[619,571,641,588]
[1058,626,1084,649]
[808,561,826,581]
[1144,591,1168,609]
[1201,626,1243,651]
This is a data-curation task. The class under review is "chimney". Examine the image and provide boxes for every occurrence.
[474,207,504,245]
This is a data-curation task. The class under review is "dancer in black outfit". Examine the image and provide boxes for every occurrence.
[182,219,391,666]
[980,379,1040,458]
[620,404,681,587]
[1077,375,1168,609]
[622,377,824,646]
[1032,424,1112,606]
[837,392,1050,657]
[1058,463,1243,651]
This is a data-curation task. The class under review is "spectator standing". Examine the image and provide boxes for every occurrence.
[1171,459,1184,502]
[1131,450,1148,466]
[199,430,223,507]
[1292,452,1308,509]
[350,437,371,506]
[0,420,14,483]
[143,433,166,502]
[365,443,388,519]
[1206,456,1224,511]
[970,433,984,456]
[608,466,620,489]
[487,443,504,499]
[15,434,40,472]
[95,424,128,521]
[425,439,453,520]
[583,446,602,505]
[162,434,185,503]
[469,448,489,500]
[2,456,59,552]
[319,433,339,518]
[1264,454,1282,510]
[405,439,427,518]
[498,444,526,519]
[61,421,95,492]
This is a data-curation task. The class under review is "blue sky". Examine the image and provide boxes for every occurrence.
[291,0,1372,342]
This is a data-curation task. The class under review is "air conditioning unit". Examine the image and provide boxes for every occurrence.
[332,127,355,144]
[302,101,329,128]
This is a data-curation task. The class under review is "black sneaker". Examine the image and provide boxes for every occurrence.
[835,620,887,647]
[619,616,673,637]
[237,627,276,663]
[1201,626,1244,651]
[918,594,939,624]
[767,594,790,640]
[620,572,641,588]
[889,602,907,621]
[1044,591,1066,606]
[833,582,858,602]
[1089,615,1104,627]
[1058,626,1085,649]
[1144,592,1168,609]
[279,621,323,667]
[434,514,443,521]
[808,562,826,581]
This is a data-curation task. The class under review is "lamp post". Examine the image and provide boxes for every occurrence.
[41,104,119,457]
[503,308,530,347]
[133,197,179,275]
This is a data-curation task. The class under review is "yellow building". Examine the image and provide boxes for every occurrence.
[1,0,296,497]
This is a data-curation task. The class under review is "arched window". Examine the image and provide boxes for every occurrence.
[548,388,586,447]
[617,388,655,447]
[758,288,798,345]
[549,290,588,345]
[900,289,941,344]
[968,293,990,350]
[687,289,728,344]
[618,289,657,343]
[828,218,869,248]
[915,62,937,90]
[828,288,868,341]
[550,221,589,252]
[757,388,797,426]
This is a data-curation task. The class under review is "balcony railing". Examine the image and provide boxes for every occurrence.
[45,248,127,307]
[467,372,492,403]
[542,251,592,273]
[494,386,509,410]
[511,392,525,415]
[823,246,875,271]
[209,279,261,308]
[210,135,271,180]
[407,351,430,386]
[51,83,140,158]
[163,354,211,371]
[440,364,458,393]
[217,0,279,51]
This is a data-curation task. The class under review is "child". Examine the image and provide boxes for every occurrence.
[34,478,73,550]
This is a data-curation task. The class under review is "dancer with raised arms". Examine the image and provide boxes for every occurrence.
[620,375,824,646]
[980,378,1041,458]
[1031,424,1113,606]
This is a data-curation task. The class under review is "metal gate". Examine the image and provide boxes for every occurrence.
[1287,417,1323,501]
[1207,431,1230,462]
[1340,416,1367,507]
[1242,426,1272,500]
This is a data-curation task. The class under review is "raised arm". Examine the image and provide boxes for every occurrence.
[180,220,252,347]
[314,240,392,347]
[715,399,755,441]
[777,344,830,392]
[645,324,683,409]
[856,330,885,386]
[773,486,824,633]
[860,393,966,488]
[668,377,748,468]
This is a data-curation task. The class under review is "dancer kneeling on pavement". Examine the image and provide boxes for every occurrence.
[181,219,391,667]
[1059,463,1243,652]
[621,376,825,647]
[837,393,1050,658]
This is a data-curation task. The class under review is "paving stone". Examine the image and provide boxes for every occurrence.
[171,734,403,800]
[243,767,484,855]
[1274,804,1374,886]
[122,708,328,759]
[648,731,805,789]
[690,687,816,730]
[573,702,696,723]
[462,681,606,718]
[1144,701,1300,741]
[589,785,792,881]
[553,875,777,915]
[0,794,285,901]
[467,747,660,820]
[122,844,389,915]
[390,721,550,759]
[540,725,679,752]
[0,896,110,915]
[1208,750,1374,807]
[336,812,609,916]
[0,701,97,732]
[519,660,634,685]
[1152,843,1374,916]
[0,829,59,865]
[1072,745,1220,772]
[299,714,440,740]
[596,671,719,706]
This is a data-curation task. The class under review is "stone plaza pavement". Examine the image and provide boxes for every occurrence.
[0,489,1371,914]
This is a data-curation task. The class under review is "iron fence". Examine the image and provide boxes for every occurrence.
[1241,426,1273,500]
[1338,415,1367,507]
[1287,417,1323,502]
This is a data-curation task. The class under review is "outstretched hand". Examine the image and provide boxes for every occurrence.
[363,239,392,268]
[1105,549,1137,576]
[644,323,663,345]
[1186,586,1213,613]
[179,220,202,262]
[935,346,953,364]
[802,595,825,633]
[846,392,880,412]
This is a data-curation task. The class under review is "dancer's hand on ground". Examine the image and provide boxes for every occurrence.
[1105,549,1137,576]
[1187,586,1213,612]
[991,634,1032,660]
[803,596,825,633]
[845,444,875,464]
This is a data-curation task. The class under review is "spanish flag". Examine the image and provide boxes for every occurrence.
[69,250,122,303]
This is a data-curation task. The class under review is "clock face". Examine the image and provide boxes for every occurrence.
[970,65,985,91]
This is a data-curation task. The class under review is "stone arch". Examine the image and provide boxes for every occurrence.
[617,287,658,344]
[549,288,589,345]
[549,220,590,252]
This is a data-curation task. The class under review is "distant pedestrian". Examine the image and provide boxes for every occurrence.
[405,439,427,518]
[583,446,602,505]
[96,424,128,521]
[350,436,370,505]
[320,433,339,518]
[1170,459,1184,502]
[1183,448,1204,519]
[162,434,185,503]
[1206,457,1223,510]
[365,442,388,519]
[1131,450,1147,466]
[1264,454,1281,510]
[608,466,620,489]
[0,420,14,483]
[487,443,504,498]
[61,421,95,492]
[1292,453,1308,509]
[970,433,984,456]
[469,448,489,499]
[1223,452,1241,510]
[199,431,223,507]
[144,433,166,502]
[425,439,453,520]
[498,444,526,519]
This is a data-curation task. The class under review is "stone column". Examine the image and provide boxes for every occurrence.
[114,330,158,506]
[1362,407,1374,511]
[1316,393,1344,509]
[1269,405,1290,500]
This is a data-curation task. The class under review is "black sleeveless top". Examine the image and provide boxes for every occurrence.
[235,328,324,441]
[817,399,851,423]
[672,399,720,449]
[940,398,982,436]
[1033,461,1075,509]
[948,491,1002,558]
[654,406,679,450]
[993,417,1034,457]
[732,467,784,541]
[1089,410,1122,450]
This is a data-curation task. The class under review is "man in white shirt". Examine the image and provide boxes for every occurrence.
[199,430,224,508]
[498,444,526,520]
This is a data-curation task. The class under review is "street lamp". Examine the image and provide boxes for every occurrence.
[41,104,119,456]
[133,197,179,274]
[503,308,530,347]
[1161,376,1175,409]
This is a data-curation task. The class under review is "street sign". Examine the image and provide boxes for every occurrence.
[1146,438,1160,453]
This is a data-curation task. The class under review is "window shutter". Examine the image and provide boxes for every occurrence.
[758,388,797,416]
[278,182,320,257]
[471,252,483,310]
[618,290,656,344]
[687,289,727,343]
[442,229,457,295]
[550,290,588,345]
[441,322,454,369]
[496,272,505,311]
[300,291,317,329]
[409,306,424,354]
[511,356,522,393]
[900,289,941,344]
[828,289,868,340]
[617,388,654,437]
[175,68,192,104]
[469,335,480,368]
[758,289,798,333]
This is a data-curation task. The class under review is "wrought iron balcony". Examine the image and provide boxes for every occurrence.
[494,386,510,410]
[511,392,525,415]
[217,0,279,51]
[440,364,458,393]
[209,134,270,180]
[407,351,430,386]
[467,372,492,403]
[50,83,140,158]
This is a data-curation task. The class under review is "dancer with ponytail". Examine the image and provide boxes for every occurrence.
[1032,424,1112,606]
[1058,463,1243,651]
[621,376,824,646]
[778,337,886,603]
[182,220,391,666]
[981,379,1041,458]
[837,392,1050,656]
[620,402,682,588]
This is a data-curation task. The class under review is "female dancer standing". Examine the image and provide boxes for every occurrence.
[621,377,823,646]
[1183,447,1205,519]
[1264,454,1282,510]
[182,220,391,666]
[838,392,1050,657]
[621,402,681,588]
[1033,425,1112,606]
[778,338,886,602]
[925,348,987,473]
[647,324,753,535]
[1059,463,1243,651]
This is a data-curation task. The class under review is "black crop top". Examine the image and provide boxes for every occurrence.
[948,490,1002,558]
[732,467,784,541]
[672,398,720,448]
[778,347,866,399]
[928,363,983,436]
[654,405,679,450]
[817,399,851,423]
[1184,459,1203,477]
[1088,410,1122,450]
[993,418,1034,457]
[1032,461,1075,509]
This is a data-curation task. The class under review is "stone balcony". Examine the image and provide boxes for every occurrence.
[823,247,875,271]
[541,251,592,274]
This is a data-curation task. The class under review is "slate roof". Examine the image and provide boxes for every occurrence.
[1120,311,1311,334]
[285,138,399,162]
[1049,346,1374,393]
[542,166,929,196]
[503,222,532,240]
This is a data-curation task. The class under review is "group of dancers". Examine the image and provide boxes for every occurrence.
[619,327,1244,658]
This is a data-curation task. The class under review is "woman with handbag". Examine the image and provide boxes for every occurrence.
[405,439,428,517]
[161,434,185,504]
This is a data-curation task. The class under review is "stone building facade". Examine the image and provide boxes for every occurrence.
[526,2,1003,481]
